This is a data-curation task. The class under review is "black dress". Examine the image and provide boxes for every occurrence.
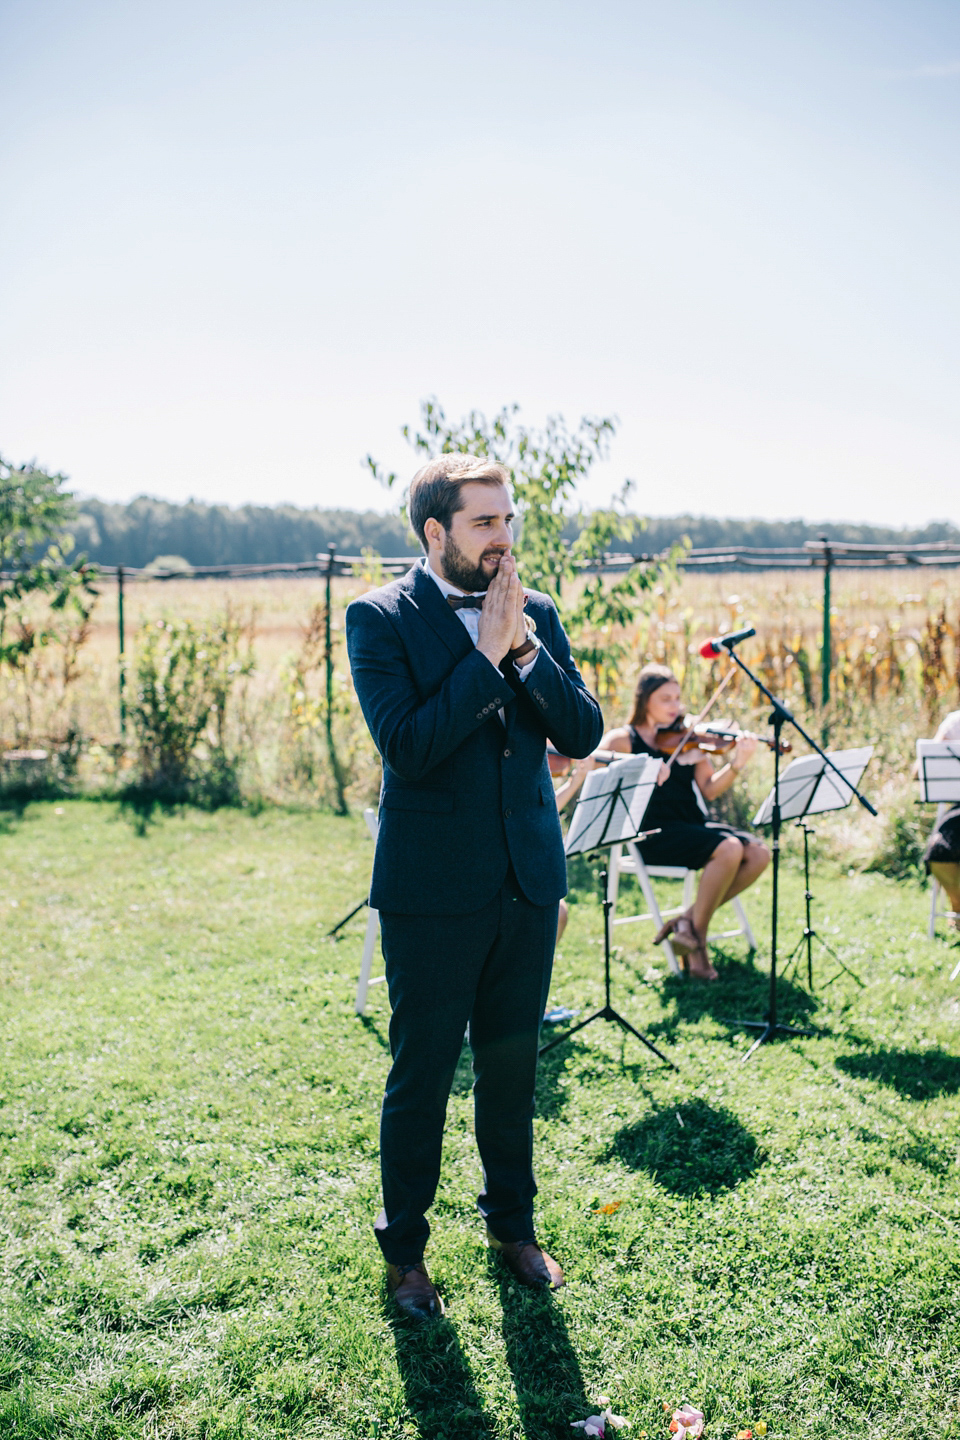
[629,727,759,870]
[923,808,960,868]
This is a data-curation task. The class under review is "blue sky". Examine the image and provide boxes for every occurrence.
[1,0,958,523]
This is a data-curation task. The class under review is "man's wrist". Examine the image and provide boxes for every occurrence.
[477,641,509,666]
[507,636,538,663]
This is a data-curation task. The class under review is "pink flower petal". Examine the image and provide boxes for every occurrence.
[672,1401,704,1440]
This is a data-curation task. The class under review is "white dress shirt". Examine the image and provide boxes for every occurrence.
[423,558,540,728]
[423,559,539,680]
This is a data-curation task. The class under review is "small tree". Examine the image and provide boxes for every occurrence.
[366,398,683,695]
[0,455,98,671]
[0,456,98,753]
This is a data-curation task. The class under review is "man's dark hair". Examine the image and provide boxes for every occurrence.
[408,455,511,549]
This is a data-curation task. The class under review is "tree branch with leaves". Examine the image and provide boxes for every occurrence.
[366,398,685,696]
[0,454,98,681]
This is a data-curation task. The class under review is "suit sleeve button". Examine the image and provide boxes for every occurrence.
[504,808,512,818]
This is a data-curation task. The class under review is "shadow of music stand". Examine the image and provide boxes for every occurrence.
[916,740,960,971]
[755,746,873,992]
[541,754,676,1069]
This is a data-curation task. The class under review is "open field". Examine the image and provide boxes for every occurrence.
[2,801,960,1438]
[18,564,960,746]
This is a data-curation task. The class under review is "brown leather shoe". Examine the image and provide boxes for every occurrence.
[386,1261,444,1321]
[486,1229,565,1290]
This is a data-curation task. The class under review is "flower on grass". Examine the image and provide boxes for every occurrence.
[571,1408,629,1436]
[592,1202,623,1215]
[755,1425,767,1437]
[736,1430,752,1439]
[669,1401,704,1439]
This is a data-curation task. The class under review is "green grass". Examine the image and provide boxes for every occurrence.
[2,801,959,1438]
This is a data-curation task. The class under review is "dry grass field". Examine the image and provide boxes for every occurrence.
[2,563,959,866]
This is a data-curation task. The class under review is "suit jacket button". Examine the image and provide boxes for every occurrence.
[503,748,511,757]
[504,807,512,817]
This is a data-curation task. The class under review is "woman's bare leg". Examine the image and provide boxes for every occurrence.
[557,897,569,942]
[681,838,768,978]
[690,837,743,940]
[930,861,960,919]
[715,841,770,905]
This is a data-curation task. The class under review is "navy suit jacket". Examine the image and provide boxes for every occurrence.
[345,562,604,916]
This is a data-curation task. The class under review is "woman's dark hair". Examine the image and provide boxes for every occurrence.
[627,663,677,728]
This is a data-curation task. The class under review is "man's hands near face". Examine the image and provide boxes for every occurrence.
[476,553,526,666]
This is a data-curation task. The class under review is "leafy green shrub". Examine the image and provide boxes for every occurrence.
[865,782,929,880]
[129,610,253,803]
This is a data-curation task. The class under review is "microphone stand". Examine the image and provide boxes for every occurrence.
[716,638,877,1063]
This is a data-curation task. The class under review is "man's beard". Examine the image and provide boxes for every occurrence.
[440,532,505,593]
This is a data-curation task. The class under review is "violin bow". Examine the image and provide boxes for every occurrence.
[659,665,738,777]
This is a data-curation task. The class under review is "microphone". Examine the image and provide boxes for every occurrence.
[699,626,756,658]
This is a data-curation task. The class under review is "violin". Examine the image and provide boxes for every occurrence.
[546,722,790,777]
[655,719,791,758]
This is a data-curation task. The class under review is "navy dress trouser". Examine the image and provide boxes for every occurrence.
[374,867,559,1267]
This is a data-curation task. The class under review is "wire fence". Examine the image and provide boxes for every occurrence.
[84,539,960,736]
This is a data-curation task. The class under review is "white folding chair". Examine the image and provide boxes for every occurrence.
[354,808,385,1015]
[607,839,757,974]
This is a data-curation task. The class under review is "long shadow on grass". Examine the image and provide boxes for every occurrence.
[492,1263,591,1439]
[835,1046,960,1101]
[643,949,818,1044]
[357,1014,391,1052]
[607,1097,766,1197]
[0,796,28,830]
[388,1308,496,1439]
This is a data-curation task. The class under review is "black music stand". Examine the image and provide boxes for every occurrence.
[714,639,877,1062]
[754,748,873,991]
[541,756,676,1068]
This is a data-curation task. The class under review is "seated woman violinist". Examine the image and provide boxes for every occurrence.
[921,706,960,929]
[555,663,770,979]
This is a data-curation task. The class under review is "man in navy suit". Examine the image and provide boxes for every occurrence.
[346,454,603,1319]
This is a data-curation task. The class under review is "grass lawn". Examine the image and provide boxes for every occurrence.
[2,800,959,1439]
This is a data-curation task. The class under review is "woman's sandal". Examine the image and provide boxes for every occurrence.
[653,912,701,955]
[652,916,679,947]
[669,914,701,954]
[652,915,697,952]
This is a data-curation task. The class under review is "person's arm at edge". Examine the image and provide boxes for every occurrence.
[512,598,604,759]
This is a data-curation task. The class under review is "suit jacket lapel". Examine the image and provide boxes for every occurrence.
[400,564,517,719]
[399,562,475,663]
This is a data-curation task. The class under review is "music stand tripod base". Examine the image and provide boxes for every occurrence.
[542,754,675,1068]
[539,863,675,1069]
[781,821,864,991]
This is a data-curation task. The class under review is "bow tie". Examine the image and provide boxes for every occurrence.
[446,594,485,611]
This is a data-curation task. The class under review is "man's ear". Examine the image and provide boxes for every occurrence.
[423,517,444,550]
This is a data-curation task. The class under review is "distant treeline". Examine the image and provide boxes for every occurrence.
[68,494,960,568]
